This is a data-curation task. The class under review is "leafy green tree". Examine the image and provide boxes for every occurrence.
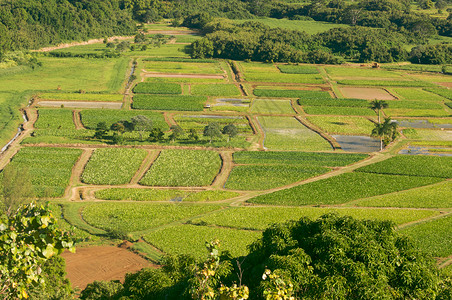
[188,128,199,141]
[94,122,108,139]
[0,165,34,217]
[222,124,238,142]
[80,280,123,300]
[369,100,389,123]
[149,128,165,142]
[131,115,153,141]
[0,202,75,299]
[110,122,125,135]
[203,123,222,143]
[371,117,399,150]
[169,125,184,142]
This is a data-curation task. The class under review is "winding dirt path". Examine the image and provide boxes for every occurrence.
[130,150,160,184]
[67,148,94,201]
[211,151,234,189]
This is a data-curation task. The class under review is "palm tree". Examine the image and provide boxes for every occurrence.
[369,100,389,123]
[371,117,399,151]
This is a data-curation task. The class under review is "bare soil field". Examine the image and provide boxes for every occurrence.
[37,101,123,109]
[62,246,155,291]
[340,87,396,100]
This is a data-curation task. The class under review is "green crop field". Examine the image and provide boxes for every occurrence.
[250,99,295,114]
[425,88,452,100]
[174,115,252,133]
[356,155,452,178]
[81,148,147,185]
[38,92,124,102]
[403,129,452,141]
[132,94,206,111]
[325,67,403,79]
[254,89,331,99]
[35,109,75,130]
[277,64,319,74]
[191,84,241,96]
[233,151,367,166]
[337,80,436,87]
[190,206,439,231]
[386,108,450,118]
[6,147,82,197]
[146,77,225,83]
[307,116,374,135]
[353,181,452,208]
[123,44,190,58]
[248,172,443,206]
[390,88,446,102]
[258,116,332,151]
[80,110,169,130]
[144,224,261,259]
[133,82,182,94]
[82,203,222,234]
[298,98,369,107]
[225,165,329,190]
[245,73,324,84]
[303,106,375,116]
[233,18,350,34]
[143,61,223,74]
[95,188,239,202]
[139,149,222,186]
[401,215,452,257]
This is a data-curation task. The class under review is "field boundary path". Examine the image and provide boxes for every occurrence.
[211,151,234,189]
[68,148,94,201]
[130,150,160,184]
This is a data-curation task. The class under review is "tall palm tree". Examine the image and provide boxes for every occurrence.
[371,117,399,151]
[369,100,389,123]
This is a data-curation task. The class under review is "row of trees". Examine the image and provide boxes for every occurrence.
[79,214,452,299]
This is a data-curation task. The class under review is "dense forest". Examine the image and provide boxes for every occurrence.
[0,0,451,64]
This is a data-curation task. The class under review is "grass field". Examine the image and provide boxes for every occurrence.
[277,64,319,74]
[191,84,241,96]
[353,181,452,208]
[132,95,206,111]
[139,149,222,186]
[81,148,147,185]
[250,99,295,114]
[7,147,82,197]
[80,110,169,130]
[306,116,374,135]
[258,116,332,151]
[233,18,350,34]
[248,172,442,206]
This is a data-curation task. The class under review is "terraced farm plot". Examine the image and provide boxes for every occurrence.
[303,106,375,116]
[298,98,369,107]
[146,77,225,83]
[356,155,452,178]
[254,89,331,99]
[144,224,261,259]
[340,87,396,100]
[387,101,444,110]
[95,188,239,202]
[139,149,222,187]
[81,148,147,185]
[390,88,446,101]
[403,129,452,141]
[307,116,374,135]
[190,206,439,231]
[277,65,319,74]
[191,84,241,97]
[325,67,402,79]
[337,80,435,87]
[174,115,252,133]
[132,95,206,111]
[401,214,452,257]
[38,93,124,102]
[245,73,324,84]
[124,44,190,57]
[35,109,75,130]
[225,165,329,190]
[425,88,452,100]
[386,109,450,118]
[143,61,223,74]
[80,110,169,130]
[232,151,368,166]
[6,147,82,197]
[354,181,452,208]
[133,82,182,94]
[258,116,332,151]
[82,203,221,233]
[248,172,443,206]
[250,99,295,114]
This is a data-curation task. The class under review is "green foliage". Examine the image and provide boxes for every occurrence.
[132,94,207,111]
[140,150,222,187]
[174,115,251,134]
[356,155,452,178]
[133,82,182,94]
[191,84,241,97]
[80,280,123,300]
[0,165,34,216]
[203,123,223,143]
[277,65,319,74]
[81,110,168,131]
[0,202,75,299]
[35,109,75,130]
[242,214,440,299]
[249,172,443,206]
[255,89,332,99]
[82,203,221,234]
[81,148,147,185]
[6,147,82,197]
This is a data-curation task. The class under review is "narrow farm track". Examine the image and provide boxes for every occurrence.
[130,150,160,184]
[72,110,85,129]
[32,35,135,52]
[252,115,266,150]
[295,116,340,150]
[211,151,234,189]
[229,152,391,206]
[396,210,452,230]
[67,148,94,201]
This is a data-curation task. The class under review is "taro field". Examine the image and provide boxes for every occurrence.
[2,27,451,267]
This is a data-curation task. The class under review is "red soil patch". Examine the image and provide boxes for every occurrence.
[340,87,396,100]
[62,246,156,291]
[438,82,452,88]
